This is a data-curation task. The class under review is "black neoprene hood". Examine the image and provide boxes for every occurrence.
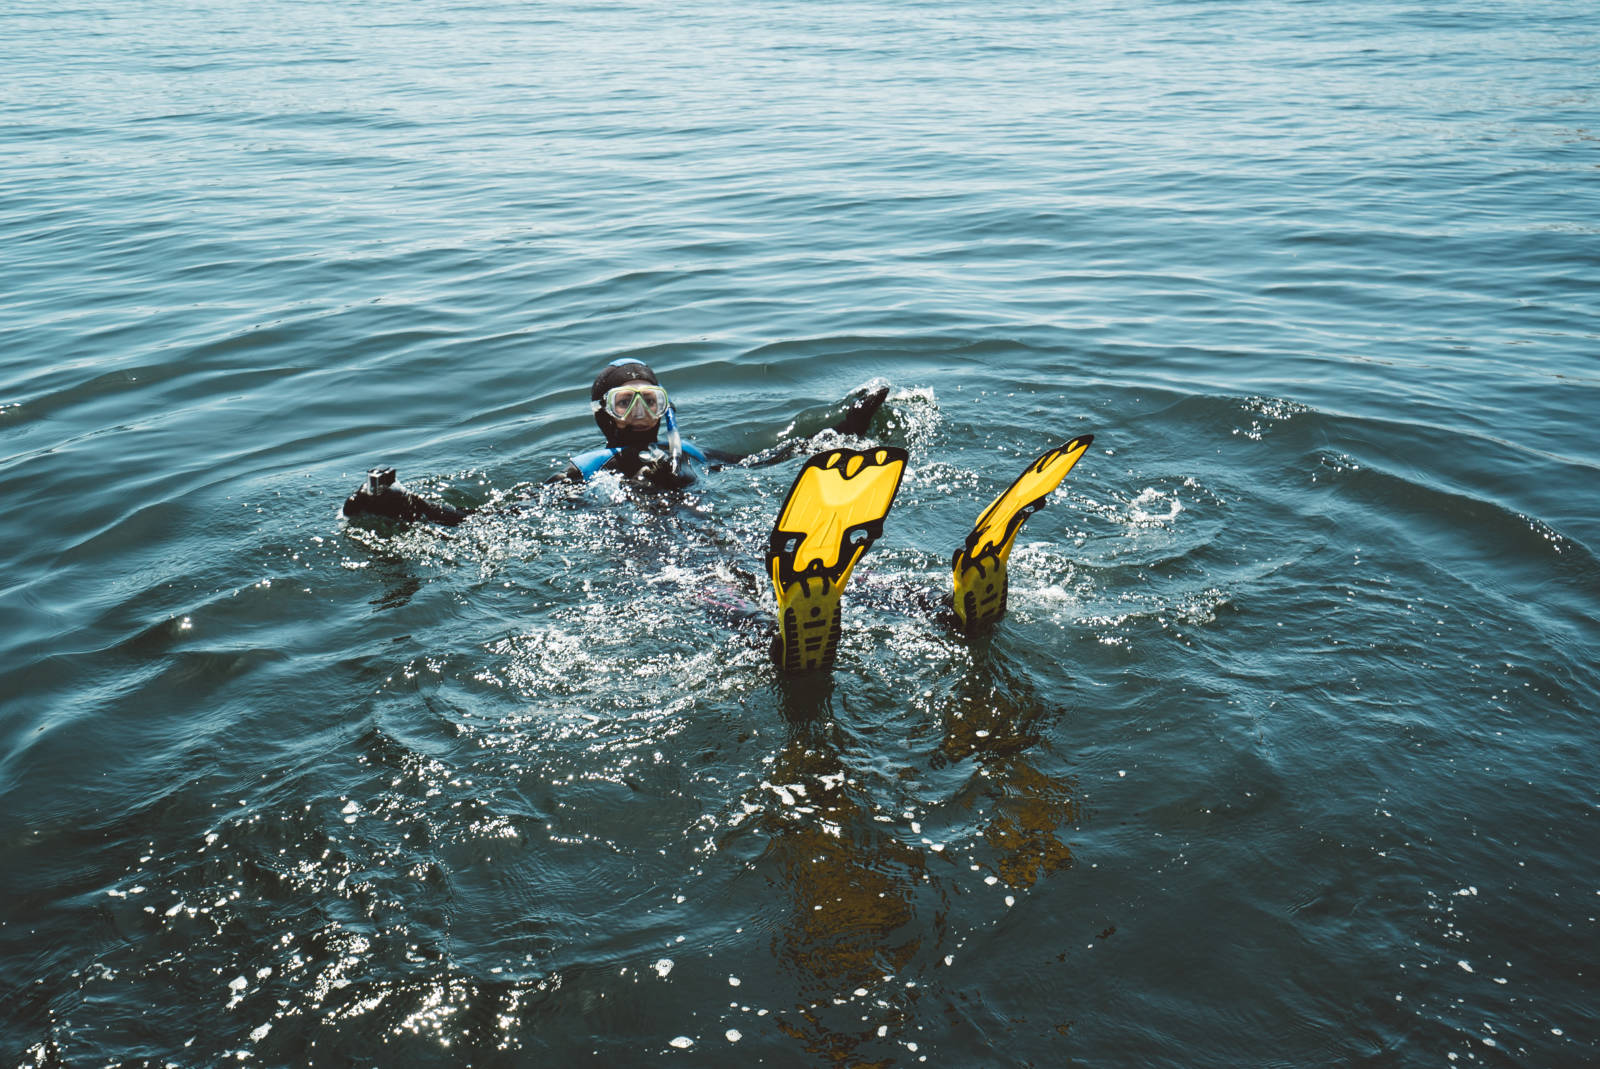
[590,360,662,447]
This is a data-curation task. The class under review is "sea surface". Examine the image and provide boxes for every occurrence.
[3,1,1597,1065]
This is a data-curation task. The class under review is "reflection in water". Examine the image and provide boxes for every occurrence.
[735,654,1086,1063]
[750,698,928,1064]
[937,659,1081,891]
[341,519,433,611]
[980,762,1078,891]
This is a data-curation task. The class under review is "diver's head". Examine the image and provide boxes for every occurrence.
[591,358,670,447]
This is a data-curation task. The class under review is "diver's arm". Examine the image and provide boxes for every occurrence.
[722,384,891,468]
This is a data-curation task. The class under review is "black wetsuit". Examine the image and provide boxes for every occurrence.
[341,382,888,526]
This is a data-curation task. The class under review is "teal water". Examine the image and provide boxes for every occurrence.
[3,1,1598,1065]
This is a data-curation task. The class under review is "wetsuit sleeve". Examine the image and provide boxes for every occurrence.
[713,384,890,468]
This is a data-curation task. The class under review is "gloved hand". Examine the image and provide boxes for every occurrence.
[342,467,469,526]
[831,383,890,437]
[634,449,698,492]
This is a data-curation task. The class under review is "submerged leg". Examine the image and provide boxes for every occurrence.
[952,435,1093,633]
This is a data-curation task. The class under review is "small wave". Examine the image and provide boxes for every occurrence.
[1233,395,1312,441]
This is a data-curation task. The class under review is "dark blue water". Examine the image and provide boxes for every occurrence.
[3,1,1597,1065]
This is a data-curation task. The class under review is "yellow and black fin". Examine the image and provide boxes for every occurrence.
[953,435,1093,633]
[768,446,909,673]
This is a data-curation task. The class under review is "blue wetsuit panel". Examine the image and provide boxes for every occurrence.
[570,446,625,480]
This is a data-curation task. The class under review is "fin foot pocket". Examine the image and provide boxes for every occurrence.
[952,435,1093,633]
[768,446,908,672]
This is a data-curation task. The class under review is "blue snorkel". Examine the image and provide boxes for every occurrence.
[664,404,683,476]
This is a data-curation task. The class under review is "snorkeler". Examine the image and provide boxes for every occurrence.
[564,357,706,489]
[341,357,890,523]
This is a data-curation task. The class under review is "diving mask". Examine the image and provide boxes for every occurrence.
[596,384,670,422]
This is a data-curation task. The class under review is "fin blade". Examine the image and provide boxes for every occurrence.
[768,446,908,671]
[953,435,1093,632]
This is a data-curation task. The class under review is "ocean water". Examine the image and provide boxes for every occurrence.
[2,0,1597,1065]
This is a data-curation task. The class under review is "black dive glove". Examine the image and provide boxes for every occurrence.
[631,446,698,491]
[832,384,890,436]
[342,467,469,527]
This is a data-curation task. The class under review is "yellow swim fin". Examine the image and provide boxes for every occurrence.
[768,446,909,673]
[953,435,1093,633]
